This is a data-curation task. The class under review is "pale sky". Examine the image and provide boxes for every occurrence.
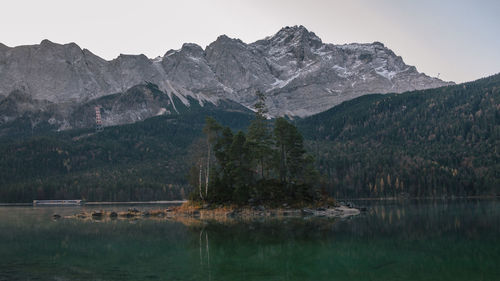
[1,0,499,83]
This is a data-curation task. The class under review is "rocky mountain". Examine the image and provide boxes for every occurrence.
[0,25,453,133]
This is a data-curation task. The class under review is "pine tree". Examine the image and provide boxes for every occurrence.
[274,117,307,186]
[247,91,273,179]
[230,131,252,203]
[212,127,234,202]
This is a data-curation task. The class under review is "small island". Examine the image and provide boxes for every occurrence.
[66,93,360,222]
[187,92,323,207]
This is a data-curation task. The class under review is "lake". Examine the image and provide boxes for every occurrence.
[0,199,498,281]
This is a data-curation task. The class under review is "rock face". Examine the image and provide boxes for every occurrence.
[248,27,451,116]
[69,83,177,129]
[0,25,453,131]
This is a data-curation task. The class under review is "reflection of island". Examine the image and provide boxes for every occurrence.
[63,203,360,225]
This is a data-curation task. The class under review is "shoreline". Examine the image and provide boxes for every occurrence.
[58,204,362,223]
[0,200,187,207]
[1,196,496,207]
[335,195,499,201]
[84,200,187,205]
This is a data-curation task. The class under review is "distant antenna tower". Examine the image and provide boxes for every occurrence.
[95,106,103,132]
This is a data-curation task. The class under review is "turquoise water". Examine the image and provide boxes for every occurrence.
[0,200,498,280]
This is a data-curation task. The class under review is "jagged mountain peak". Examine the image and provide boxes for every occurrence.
[0,25,454,132]
[276,25,312,35]
[38,39,81,52]
[214,34,233,42]
[275,25,321,42]
[210,34,246,48]
[162,43,208,68]
[180,43,204,56]
[164,43,204,58]
[81,47,105,59]
[255,25,322,49]
[252,25,324,68]
[39,39,56,46]
[336,41,413,77]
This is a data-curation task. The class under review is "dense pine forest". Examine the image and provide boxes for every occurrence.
[298,73,500,198]
[0,74,498,202]
[0,107,253,202]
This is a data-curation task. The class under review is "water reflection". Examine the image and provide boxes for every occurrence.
[198,228,212,281]
[0,199,498,281]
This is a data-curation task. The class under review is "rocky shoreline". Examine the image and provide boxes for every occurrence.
[58,204,361,222]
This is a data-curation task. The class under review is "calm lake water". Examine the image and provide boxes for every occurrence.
[0,199,498,281]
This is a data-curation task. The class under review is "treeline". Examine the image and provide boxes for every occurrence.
[189,93,320,205]
[0,108,253,203]
[298,73,500,198]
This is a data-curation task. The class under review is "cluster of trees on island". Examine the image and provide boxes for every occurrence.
[188,93,321,205]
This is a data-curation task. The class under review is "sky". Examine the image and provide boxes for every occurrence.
[1,0,499,83]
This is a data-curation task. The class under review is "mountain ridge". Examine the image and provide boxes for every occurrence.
[0,25,453,132]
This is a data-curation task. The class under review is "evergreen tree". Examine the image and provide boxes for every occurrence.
[247,91,273,179]
[274,118,306,183]
[211,127,234,202]
[229,131,252,203]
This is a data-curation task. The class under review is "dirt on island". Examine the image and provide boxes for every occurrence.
[59,202,361,225]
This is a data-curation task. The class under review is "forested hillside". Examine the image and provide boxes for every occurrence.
[0,74,498,203]
[298,73,500,198]
[0,108,253,202]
